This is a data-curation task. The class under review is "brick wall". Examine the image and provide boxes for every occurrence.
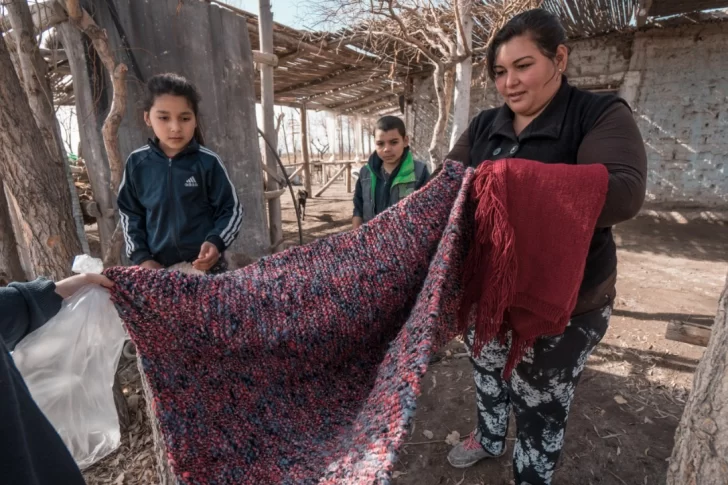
[408,21,728,208]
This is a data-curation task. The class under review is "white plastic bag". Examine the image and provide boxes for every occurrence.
[72,254,104,275]
[12,286,127,469]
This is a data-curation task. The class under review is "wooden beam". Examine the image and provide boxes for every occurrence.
[314,163,349,197]
[665,320,713,347]
[357,98,398,115]
[302,73,392,102]
[246,20,370,69]
[274,65,362,95]
[288,164,305,180]
[328,89,397,111]
[253,50,278,67]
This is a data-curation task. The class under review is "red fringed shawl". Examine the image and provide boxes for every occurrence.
[461,158,609,377]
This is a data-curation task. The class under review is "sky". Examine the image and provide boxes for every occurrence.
[223,0,322,30]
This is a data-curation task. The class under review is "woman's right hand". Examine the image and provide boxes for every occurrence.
[140,260,163,270]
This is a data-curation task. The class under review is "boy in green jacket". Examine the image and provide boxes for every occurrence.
[352,116,430,229]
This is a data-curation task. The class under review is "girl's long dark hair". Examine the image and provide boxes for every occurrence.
[143,73,205,145]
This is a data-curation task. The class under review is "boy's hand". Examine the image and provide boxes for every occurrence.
[140,260,163,270]
[193,242,220,271]
[54,274,114,299]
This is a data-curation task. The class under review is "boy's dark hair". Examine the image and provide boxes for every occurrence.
[144,73,205,144]
[376,116,406,137]
[486,8,568,81]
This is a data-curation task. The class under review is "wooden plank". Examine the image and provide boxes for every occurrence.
[665,320,713,347]
[96,0,270,259]
[288,164,304,180]
[314,163,349,197]
[317,160,361,165]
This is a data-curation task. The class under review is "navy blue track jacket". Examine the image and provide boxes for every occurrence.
[117,139,243,267]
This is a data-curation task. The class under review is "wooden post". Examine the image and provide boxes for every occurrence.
[300,104,312,195]
[354,115,363,160]
[325,111,338,183]
[323,160,330,184]
[314,164,349,198]
[346,163,352,193]
[258,0,282,251]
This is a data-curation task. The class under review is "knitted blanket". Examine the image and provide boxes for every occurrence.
[106,161,474,485]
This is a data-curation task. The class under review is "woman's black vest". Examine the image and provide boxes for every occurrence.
[466,79,626,292]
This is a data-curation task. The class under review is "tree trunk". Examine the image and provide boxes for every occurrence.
[427,64,453,172]
[6,0,88,255]
[0,34,80,279]
[56,22,117,256]
[667,273,728,485]
[449,0,473,150]
[0,179,25,285]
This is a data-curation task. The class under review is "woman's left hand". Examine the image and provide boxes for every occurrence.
[193,242,220,271]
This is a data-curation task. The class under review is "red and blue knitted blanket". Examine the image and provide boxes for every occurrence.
[106,161,473,484]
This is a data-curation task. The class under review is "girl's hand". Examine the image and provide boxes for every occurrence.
[140,260,163,270]
[54,274,115,299]
[193,242,220,271]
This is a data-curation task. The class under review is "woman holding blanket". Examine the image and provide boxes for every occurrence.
[445,9,646,485]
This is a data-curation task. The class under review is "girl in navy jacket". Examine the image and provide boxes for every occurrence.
[117,73,243,272]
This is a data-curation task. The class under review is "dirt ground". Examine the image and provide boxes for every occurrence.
[84,180,728,485]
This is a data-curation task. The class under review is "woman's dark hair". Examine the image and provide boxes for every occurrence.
[486,8,568,81]
[376,115,407,137]
[143,73,205,145]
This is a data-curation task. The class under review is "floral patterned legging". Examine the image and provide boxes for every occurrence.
[467,305,611,485]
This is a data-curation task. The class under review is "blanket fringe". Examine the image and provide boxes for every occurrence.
[459,162,517,356]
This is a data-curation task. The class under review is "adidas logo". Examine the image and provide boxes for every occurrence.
[184,176,198,187]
